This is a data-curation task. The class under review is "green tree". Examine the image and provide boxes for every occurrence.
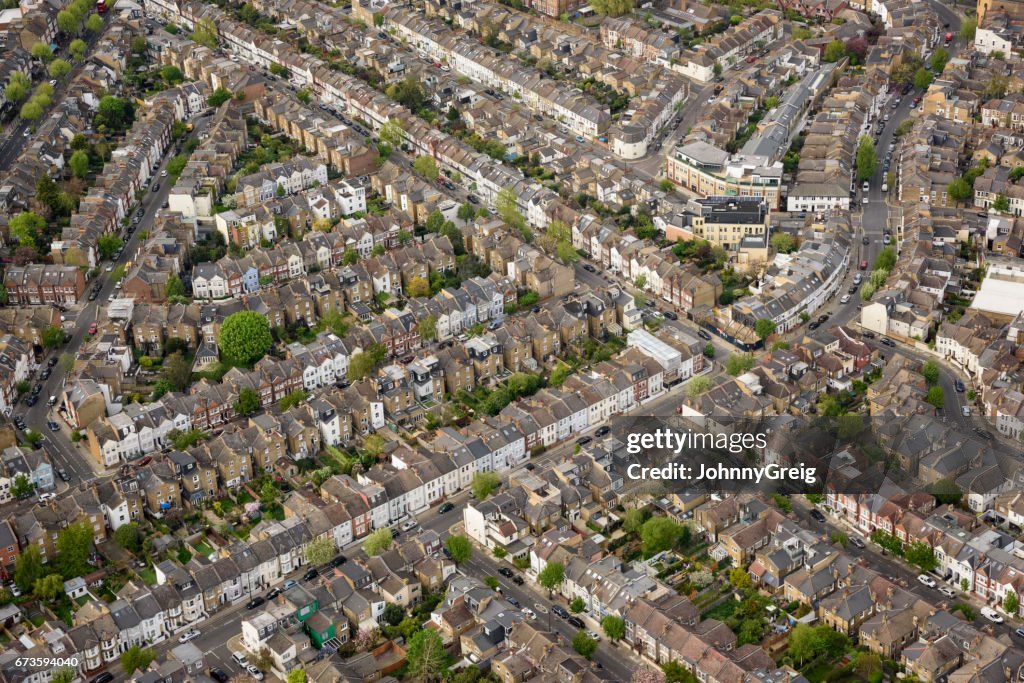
[69,39,87,62]
[959,17,977,39]
[57,9,80,35]
[787,624,849,666]
[56,521,93,578]
[662,661,698,683]
[823,40,846,62]
[42,325,66,349]
[445,534,472,565]
[948,177,974,205]
[729,566,753,591]
[589,0,634,16]
[570,596,586,612]
[235,387,261,415]
[855,135,877,183]
[602,614,625,641]
[363,528,392,556]
[5,72,30,103]
[929,47,949,73]
[48,59,71,80]
[219,310,273,366]
[905,541,937,572]
[622,507,647,533]
[11,474,33,499]
[412,155,439,180]
[114,522,142,553]
[537,561,565,596]
[162,351,191,392]
[920,360,940,385]
[191,16,218,48]
[1005,592,1020,616]
[33,574,63,601]
[306,536,335,566]
[572,630,598,658]
[121,646,156,675]
[85,13,103,33]
[640,517,682,555]
[993,193,1010,212]
[287,669,307,683]
[13,545,44,593]
[97,233,123,260]
[386,76,426,111]
[69,149,90,178]
[754,318,776,340]
[51,668,76,683]
[926,386,945,409]
[418,314,437,342]
[9,212,45,247]
[725,353,755,376]
[20,100,44,121]
[686,375,712,397]
[458,201,477,221]
[342,248,359,265]
[165,274,185,299]
[31,42,54,63]
[380,118,404,147]
[771,232,795,254]
[95,95,134,132]
[472,471,501,500]
[405,629,446,682]
[913,67,933,91]
[208,87,232,107]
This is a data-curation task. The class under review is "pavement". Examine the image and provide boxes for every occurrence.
[790,497,1018,641]
[9,113,217,488]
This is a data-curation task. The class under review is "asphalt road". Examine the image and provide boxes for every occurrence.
[10,114,217,487]
[0,18,112,169]
[791,498,1012,639]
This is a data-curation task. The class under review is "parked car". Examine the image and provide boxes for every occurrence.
[246,596,265,609]
[178,629,201,643]
[330,554,348,567]
[209,669,229,683]
[498,567,515,578]
[90,674,114,683]
[511,575,524,585]
[954,380,965,392]
[303,568,319,581]
[939,587,956,598]
[265,587,281,599]
[507,596,520,607]
[840,295,851,304]
[438,502,455,514]
[663,310,678,320]
[283,579,298,590]
[917,574,937,588]
[575,436,591,447]
[522,607,536,619]
[552,605,569,619]
[849,536,866,549]
[57,468,69,482]
[567,616,585,629]
[698,330,711,341]
[246,665,265,681]
[401,519,418,532]
[981,606,1004,623]
[231,653,249,667]
[595,426,610,438]
[809,509,826,523]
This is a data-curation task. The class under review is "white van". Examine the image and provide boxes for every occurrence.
[881,182,888,192]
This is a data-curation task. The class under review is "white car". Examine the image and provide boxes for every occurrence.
[840,294,851,304]
[178,629,200,643]
[401,519,418,532]
[586,630,601,642]
[938,587,956,598]
[981,606,1004,623]
[246,665,265,680]
[38,492,56,502]
[917,574,937,588]
[522,607,536,620]
[231,653,248,667]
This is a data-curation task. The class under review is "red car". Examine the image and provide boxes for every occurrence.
[88,323,97,334]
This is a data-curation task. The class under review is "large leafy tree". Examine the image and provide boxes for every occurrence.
[219,311,273,366]
[445,534,472,565]
[406,630,446,682]
[363,528,392,556]
[120,646,155,674]
[9,212,45,247]
[13,545,44,593]
[56,521,93,578]
[537,561,565,596]
[471,471,501,500]
[855,135,877,183]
